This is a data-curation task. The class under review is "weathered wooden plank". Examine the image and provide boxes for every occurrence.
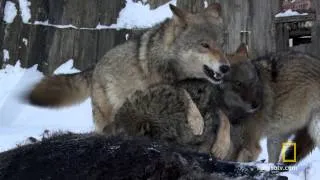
[148,0,171,9]
[274,14,316,23]
[97,29,131,63]
[0,0,6,67]
[99,0,126,25]
[305,0,320,58]
[73,30,99,70]
[2,17,23,66]
[288,0,319,57]
[177,0,204,13]
[247,0,279,56]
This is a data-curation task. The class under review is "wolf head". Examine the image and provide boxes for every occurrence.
[167,4,229,84]
[220,44,263,121]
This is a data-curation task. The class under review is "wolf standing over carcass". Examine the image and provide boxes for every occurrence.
[26,3,230,135]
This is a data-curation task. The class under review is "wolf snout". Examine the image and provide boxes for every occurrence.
[219,65,230,74]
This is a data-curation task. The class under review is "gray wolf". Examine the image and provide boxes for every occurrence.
[104,44,263,160]
[0,132,287,180]
[233,52,320,164]
[26,3,230,135]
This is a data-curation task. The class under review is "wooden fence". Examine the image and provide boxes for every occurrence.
[1,0,319,74]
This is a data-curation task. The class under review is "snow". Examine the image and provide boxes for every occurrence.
[0,60,93,152]
[22,38,28,46]
[110,0,177,29]
[3,49,10,62]
[275,9,308,18]
[256,139,320,179]
[95,23,116,30]
[30,0,177,30]
[34,20,78,29]
[18,0,31,23]
[3,1,17,24]
[204,0,208,8]
[125,33,130,40]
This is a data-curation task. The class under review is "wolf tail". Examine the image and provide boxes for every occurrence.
[26,67,94,108]
[281,127,315,165]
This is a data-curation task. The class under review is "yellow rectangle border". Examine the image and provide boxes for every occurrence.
[281,142,296,163]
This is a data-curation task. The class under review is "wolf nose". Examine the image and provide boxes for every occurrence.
[219,65,230,74]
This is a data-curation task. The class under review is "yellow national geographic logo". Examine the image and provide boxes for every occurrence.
[281,142,296,163]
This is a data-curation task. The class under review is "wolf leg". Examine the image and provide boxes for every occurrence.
[183,90,204,135]
[91,82,115,134]
[267,134,290,163]
[211,110,231,159]
[236,117,264,162]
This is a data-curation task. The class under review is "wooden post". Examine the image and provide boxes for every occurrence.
[177,0,204,13]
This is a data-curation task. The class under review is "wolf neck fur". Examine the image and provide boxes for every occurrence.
[137,18,187,81]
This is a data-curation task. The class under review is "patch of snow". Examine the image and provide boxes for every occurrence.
[275,9,308,18]
[204,0,208,8]
[110,0,177,29]
[257,138,320,179]
[3,1,17,24]
[0,60,93,152]
[34,20,78,29]
[18,0,31,23]
[147,147,160,153]
[96,23,115,30]
[34,21,113,30]
[22,38,28,46]
[3,49,10,62]
[305,162,320,180]
[25,0,176,30]
[53,59,79,74]
[109,145,120,150]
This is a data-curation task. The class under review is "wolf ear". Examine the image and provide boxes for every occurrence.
[235,43,249,57]
[169,4,190,25]
[204,3,222,18]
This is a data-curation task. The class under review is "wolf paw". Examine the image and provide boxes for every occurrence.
[237,146,261,162]
[211,143,229,160]
[211,110,231,159]
[184,90,204,135]
[187,113,204,135]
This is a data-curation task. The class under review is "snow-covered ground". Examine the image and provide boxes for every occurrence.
[0,60,93,152]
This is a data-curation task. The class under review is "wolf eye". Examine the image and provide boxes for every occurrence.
[200,42,210,49]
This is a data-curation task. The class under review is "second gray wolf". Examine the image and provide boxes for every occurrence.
[26,3,229,135]
[232,51,320,164]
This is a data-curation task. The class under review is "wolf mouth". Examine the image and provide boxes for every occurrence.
[203,65,223,83]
